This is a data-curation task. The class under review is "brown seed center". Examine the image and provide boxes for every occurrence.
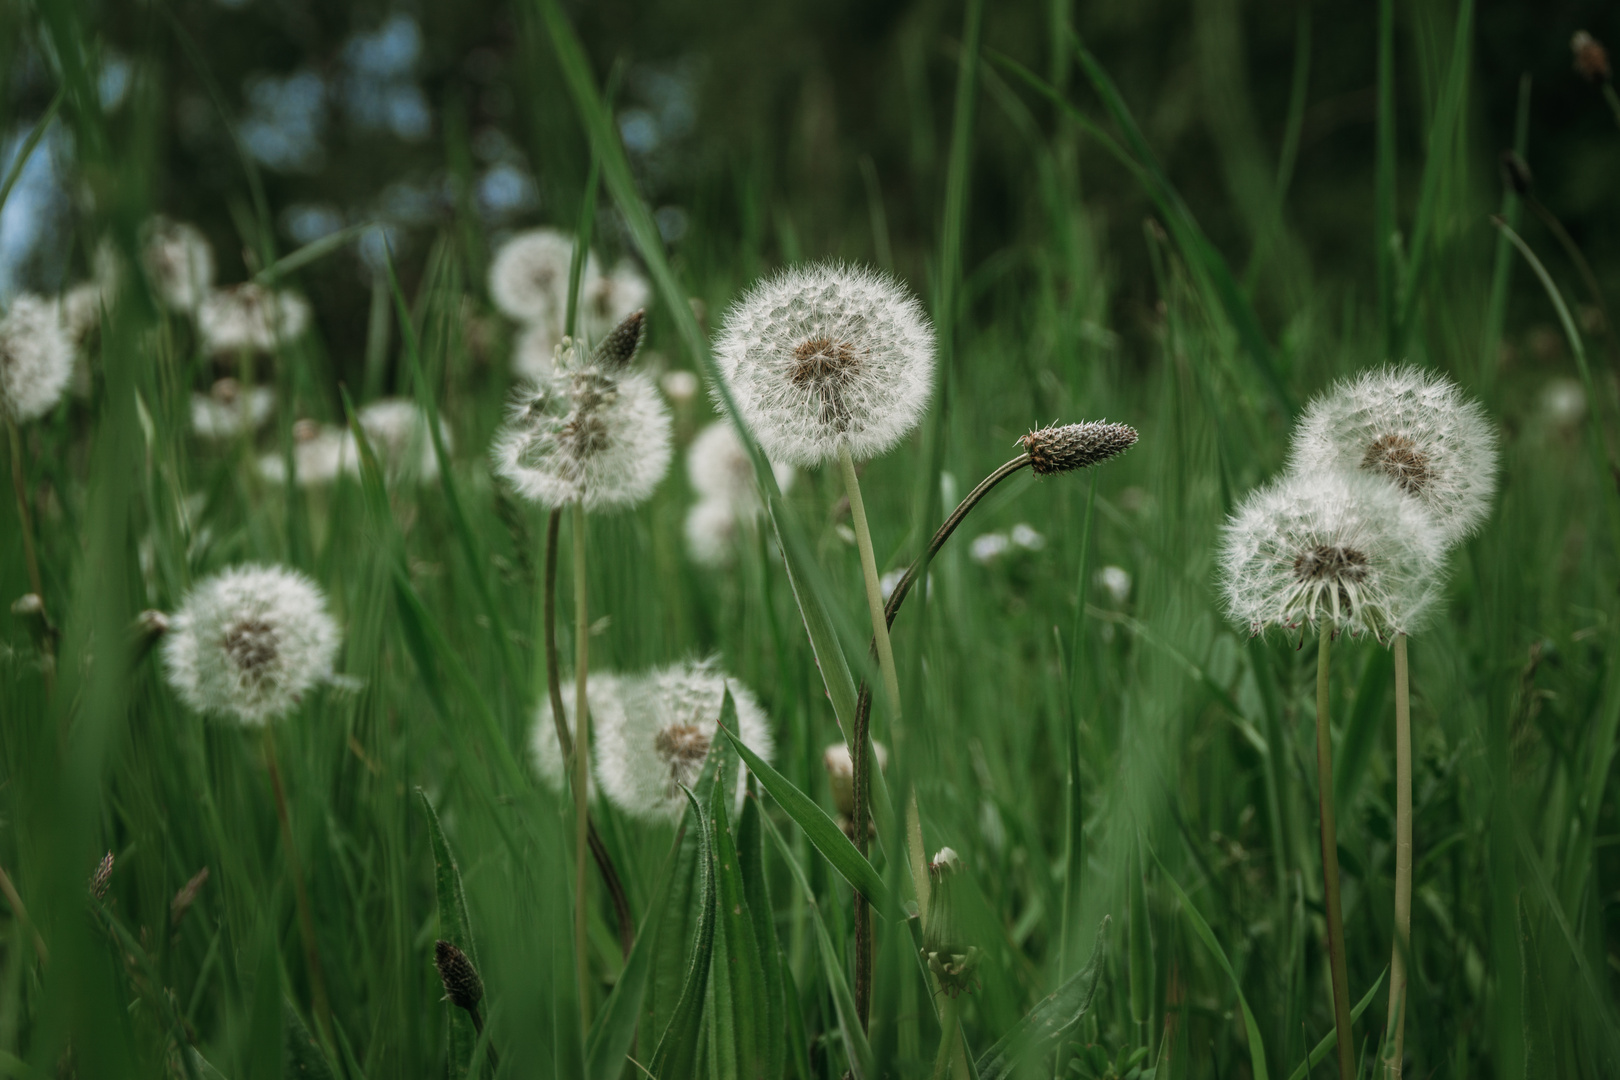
[654,723,712,778]
[223,617,278,680]
[1293,544,1370,584]
[1361,432,1432,496]
[790,338,862,428]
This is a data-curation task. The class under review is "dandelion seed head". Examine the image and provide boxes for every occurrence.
[687,420,794,516]
[197,284,312,355]
[512,320,563,382]
[1097,565,1132,604]
[0,295,74,422]
[357,398,449,483]
[822,740,888,818]
[714,262,935,467]
[259,423,354,487]
[162,564,341,724]
[529,673,624,799]
[142,218,215,313]
[1289,365,1498,547]
[488,228,599,326]
[492,357,672,511]
[192,380,276,440]
[970,532,1009,564]
[684,498,741,568]
[1219,470,1445,641]
[595,658,774,824]
[584,260,650,339]
[660,369,699,404]
[1021,421,1138,475]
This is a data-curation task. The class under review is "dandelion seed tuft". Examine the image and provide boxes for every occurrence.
[1220,471,1445,642]
[530,673,625,798]
[687,420,795,515]
[714,262,935,467]
[192,379,276,441]
[684,499,741,569]
[1021,421,1138,475]
[491,349,672,511]
[142,218,215,313]
[259,422,353,487]
[162,564,342,725]
[356,398,450,483]
[197,284,312,355]
[594,658,774,824]
[488,228,598,326]
[822,740,888,820]
[0,294,75,422]
[584,260,651,340]
[1288,365,1498,547]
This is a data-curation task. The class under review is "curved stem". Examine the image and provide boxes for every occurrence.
[1315,625,1354,1080]
[850,451,1031,1029]
[571,501,591,1036]
[544,507,634,960]
[1384,633,1412,1078]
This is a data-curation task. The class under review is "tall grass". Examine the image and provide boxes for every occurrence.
[2,1,1618,1078]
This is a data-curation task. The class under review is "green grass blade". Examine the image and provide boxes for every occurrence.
[738,791,787,1080]
[706,740,767,1079]
[586,834,678,1080]
[715,723,892,914]
[283,1001,337,1080]
[1374,0,1397,354]
[649,788,719,1080]
[0,87,64,220]
[1282,970,1387,1080]
[974,916,1110,1080]
[252,223,376,286]
[415,790,479,1080]
[1333,645,1393,811]
[1149,847,1269,1080]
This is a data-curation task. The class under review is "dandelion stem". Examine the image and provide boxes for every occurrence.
[6,420,43,605]
[838,443,902,723]
[1383,632,1412,1079]
[1314,625,1355,1080]
[262,727,334,1053]
[544,507,634,959]
[930,992,961,1080]
[571,500,592,1036]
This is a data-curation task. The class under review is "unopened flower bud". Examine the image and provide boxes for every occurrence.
[1021,421,1138,476]
[434,940,485,1011]
[1573,30,1611,84]
[921,846,979,996]
[591,309,646,369]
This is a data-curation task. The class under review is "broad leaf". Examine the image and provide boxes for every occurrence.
[417,789,480,1080]
[648,788,718,1080]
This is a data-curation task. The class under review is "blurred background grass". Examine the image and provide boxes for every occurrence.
[2,0,1619,1077]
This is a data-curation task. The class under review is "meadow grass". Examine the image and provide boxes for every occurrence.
[2,1,1619,1078]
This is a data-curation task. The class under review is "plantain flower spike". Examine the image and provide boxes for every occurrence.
[1220,471,1445,642]
[1288,365,1497,548]
[714,261,935,468]
[161,564,342,724]
[1020,421,1139,475]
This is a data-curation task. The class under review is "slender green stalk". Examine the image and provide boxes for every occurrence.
[7,421,45,608]
[1314,625,1354,1080]
[262,727,334,1052]
[1384,633,1412,1079]
[931,994,961,1080]
[571,500,591,1036]
[838,443,901,724]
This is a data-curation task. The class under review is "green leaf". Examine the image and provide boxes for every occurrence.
[282,1001,336,1080]
[1149,847,1269,1080]
[761,812,876,1080]
[706,736,769,1080]
[975,917,1110,1080]
[187,1050,231,1080]
[715,722,891,915]
[416,789,480,1080]
[738,791,787,1080]
[0,87,63,219]
[586,831,683,1080]
[1334,646,1393,811]
[252,222,377,285]
[649,788,719,1080]
[1283,970,1387,1080]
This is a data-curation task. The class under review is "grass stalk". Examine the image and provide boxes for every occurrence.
[1314,625,1354,1080]
[261,727,334,1053]
[931,993,961,1080]
[1383,633,1412,1079]
[571,500,592,1037]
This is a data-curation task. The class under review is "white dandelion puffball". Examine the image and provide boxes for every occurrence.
[57,283,107,349]
[1220,470,1445,641]
[684,498,741,568]
[0,294,75,422]
[488,228,600,325]
[512,321,563,381]
[596,658,775,824]
[584,260,651,338]
[492,358,672,511]
[357,398,448,483]
[142,218,215,312]
[822,740,889,818]
[660,368,699,404]
[687,420,795,512]
[162,564,342,724]
[714,262,936,467]
[192,381,276,440]
[530,673,625,798]
[259,423,354,487]
[1289,365,1498,548]
[198,284,312,355]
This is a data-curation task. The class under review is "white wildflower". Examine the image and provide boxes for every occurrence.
[1220,470,1445,641]
[161,564,342,724]
[595,658,774,824]
[0,294,75,422]
[970,532,1009,564]
[1010,523,1046,551]
[198,284,312,355]
[1096,565,1131,604]
[488,227,599,326]
[491,349,672,510]
[192,379,276,440]
[822,740,888,818]
[1289,365,1498,547]
[713,262,935,467]
[530,673,625,798]
[685,499,741,569]
[141,218,215,312]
